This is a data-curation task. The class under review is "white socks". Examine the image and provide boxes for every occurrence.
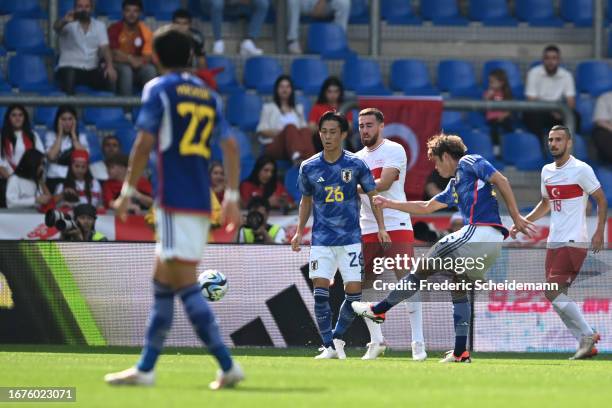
[405,300,424,343]
[364,317,384,343]
[552,293,594,339]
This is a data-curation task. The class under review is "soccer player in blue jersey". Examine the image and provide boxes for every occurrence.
[104,26,243,389]
[353,133,536,363]
[291,111,391,359]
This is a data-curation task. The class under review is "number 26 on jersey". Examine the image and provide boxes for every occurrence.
[324,186,344,203]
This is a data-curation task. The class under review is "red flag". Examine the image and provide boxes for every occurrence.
[358,97,443,200]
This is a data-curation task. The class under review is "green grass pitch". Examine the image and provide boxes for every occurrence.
[1,346,611,408]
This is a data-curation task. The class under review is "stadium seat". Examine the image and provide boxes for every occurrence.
[243,57,283,94]
[205,56,243,94]
[59,0,73,17]
[381,0,421,25]
[421,0,469,25]
[34,106,59,128]
[467,111,489,130]
[437,60,481,98]
[296,94,312,120]
[441,111,469,133]
[515,0,564,27]
[0,0,47,18]
[560,0,593,27]
[594,165,612,202]
[461,129,504,169]
[349,0,369,23]
[83,107,132,130]
[115,128,137,154]
[291,58,329,95]
[284,165,302,202]
[502,131,545,170]
[575,94,595,135]
[469,0,517,26]
[482,60,525,99]
[307,23,356,59]
[576,61,612,97]
[4,18,52,55]
[572,134,590,162]
[85,131,104,163]
[342,58,391,95]
[96,0,123,19]
[226,92,262,132]
[390,59,438,95]
[8,54,56,93]
[143,0,181,20]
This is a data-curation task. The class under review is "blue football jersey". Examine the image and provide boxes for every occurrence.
[433,154,508,237]
[135,72,231,213]
[298,151,376,246]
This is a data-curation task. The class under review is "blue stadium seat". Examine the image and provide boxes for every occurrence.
[467,111,489,131]
[502,131,545,170]
[96,0,123,19]
[205,56,243,94]
[560,0,593,27]
[8,54,56,93]
[284,165,302,202]
[4,18,52,55]
[437,60,481,98]
[575,94,595,135]
[349,0,369,23]
[342,58,391,95]
[85,131,104,163]
[381,0,421,25]
[594,166,612,202]
[115,128,137,154]
[441,111,469,133]
[482,60,524,99]
[143,0,181,20]
[243,57,283,94]
[307,23,356,59]
[59,0,73,18]
[576,61,612,97]
[226,93,262,132]
[83,107,132,130]
[461,129,504,169]
[296,94,312,120]
[34,106,59,128]
[0,77,10,93]
[291,58,329,95]
[469,0,517,26]
[516,0,564,27]
[390,59,438,95]
[188,0,203,17]
[572,134,590,162]
[421,0,469,25]
[0,0,47,18]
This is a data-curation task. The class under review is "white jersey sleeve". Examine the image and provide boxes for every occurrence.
[577,164,601,195]
[540,168,549,198]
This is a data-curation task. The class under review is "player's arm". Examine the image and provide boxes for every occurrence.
[357,167,399,194]
[489,171,536,237]
[220,136,241,232]
[291,195,312,252]
[374,196,447,214]
[510,198,549,239]
[366,190,391,244]
[590,187,608,253]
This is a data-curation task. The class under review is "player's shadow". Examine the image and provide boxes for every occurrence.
[210,386,326,394]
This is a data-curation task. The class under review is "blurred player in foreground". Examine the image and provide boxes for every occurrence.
[292,111,390,359]
[104,25,243,389]
[356,108,426,361]
[510,125,607,360]
[353,133,535,363]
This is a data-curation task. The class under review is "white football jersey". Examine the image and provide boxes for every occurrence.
[541,156,601,246]
[356,139,412,234]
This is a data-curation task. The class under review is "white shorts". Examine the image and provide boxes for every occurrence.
[309,243,363,283]
[155,207,210,263]
[427,225,504,281]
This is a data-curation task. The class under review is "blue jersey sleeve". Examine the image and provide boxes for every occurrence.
[433,179,456,207]
[358,159,376,194]
[135,80,163,136]
[471,157,497,182]
[298,164,314,196]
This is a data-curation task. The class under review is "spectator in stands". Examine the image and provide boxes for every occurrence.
[54,0,117,94]
[286,0,351,54]
[200,0,269,56]
[524,45,580,141]
[257,75,315,163]
[54,150,103,209]
[61,203,107,241]
[173,9,207,69]
[209,161,225,203]
[108,0,157,96]
[592,91,612,163]
[483,68,513,157]
[5,149,52,209]
[102,135,122,160]
[237,196,286,243]
[102,153,152,212]
[45,105,90,193]
[240,155,295,210]
[0,105,45,208]
[308,76,353,151]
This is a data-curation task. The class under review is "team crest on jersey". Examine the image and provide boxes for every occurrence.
[311,260,318,271]
[341,169,352,183]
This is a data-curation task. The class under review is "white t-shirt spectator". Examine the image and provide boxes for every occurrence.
[256,103,307,133]
[44,131,90,179]
[55,179,103,208]
[5,175,43,209]
[57,19,109,70]
[594,91,612,122]
[525,64,576,102]
[0,130,44,175]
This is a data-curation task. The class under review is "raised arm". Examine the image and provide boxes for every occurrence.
[373,195,447,215]
[489,171,536,237]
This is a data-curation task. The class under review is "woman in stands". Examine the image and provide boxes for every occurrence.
[308,76,354,151]
[239,155,294,211]
[0,104,45,207]
[209,161,226,203]
[44,105,89,193]
[5,149,52,209]
[483,68,513,157]
[54,150,103,210]
[257,75,315,164]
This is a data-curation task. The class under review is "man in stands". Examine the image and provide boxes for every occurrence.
[54,0,117,94]
[172,9,207,69]
[108,0,157,96]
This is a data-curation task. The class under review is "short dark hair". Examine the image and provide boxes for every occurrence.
[358,107,384,123]
[153,25,192,69]
[247,196,270,212]
[172,8,192,21]
[549,125,572,139]
[122,0,142,10]
[318,111,349,133]
[427,133,467,160]
[543,44,560,55]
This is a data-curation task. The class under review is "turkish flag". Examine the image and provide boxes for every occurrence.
[358,97,443,200]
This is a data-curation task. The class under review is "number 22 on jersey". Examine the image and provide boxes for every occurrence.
[177,102,214,158]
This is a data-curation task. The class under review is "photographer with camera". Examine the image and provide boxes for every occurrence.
[237,196,286,244]
[47,203,107,241]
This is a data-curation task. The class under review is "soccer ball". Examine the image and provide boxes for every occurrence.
[198,269,228,302]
